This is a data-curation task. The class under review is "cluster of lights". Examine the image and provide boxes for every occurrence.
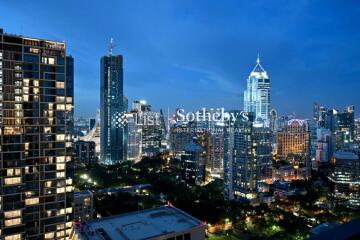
[80,174,97,186]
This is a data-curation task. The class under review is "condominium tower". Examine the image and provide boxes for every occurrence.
[0,28,73,240]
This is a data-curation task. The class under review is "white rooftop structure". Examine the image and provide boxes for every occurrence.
[70,205,205,240]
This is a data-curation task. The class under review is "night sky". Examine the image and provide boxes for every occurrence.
[2,0,359,118]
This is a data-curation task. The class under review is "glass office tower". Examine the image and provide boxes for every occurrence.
[100,45,127,164]
[244,55,270,125]
[0,28,73,240]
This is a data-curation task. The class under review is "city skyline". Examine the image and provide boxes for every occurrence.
[2,1,359,118]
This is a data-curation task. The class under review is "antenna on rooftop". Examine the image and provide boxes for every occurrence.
[109,37,115,55]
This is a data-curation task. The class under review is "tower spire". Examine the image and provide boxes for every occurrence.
[256,53,260,64]
[109,37,115,55]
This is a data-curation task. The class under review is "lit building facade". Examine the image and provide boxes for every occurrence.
[100,44,127,164]
[276,119,311,178]
[224,112,272,201]
[129,100,165,158]
[0,28,73,240]
[126,112,142,162]
[329,151,360,208]
[180,140,206,185]
[325,106,355,150]
[244,56,270,125]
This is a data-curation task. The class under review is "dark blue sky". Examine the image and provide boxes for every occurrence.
[2,0,359,118]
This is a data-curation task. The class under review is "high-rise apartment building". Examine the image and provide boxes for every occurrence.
[100,40,127,164]
[0,28,73,240]
[224,112,272,201]
[244,55,270,125]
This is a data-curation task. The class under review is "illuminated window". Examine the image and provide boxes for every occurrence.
[56,104,65,110]
[56,82,65,88]
[5,234,21,240]
[66,207,72,214]
[56,231,65,237]
[45,181,52,188]
[42,57,55,65]
[23,79,29,86]
[66,104,72,111]
[56,156,65,163]
[4,177,21,185]
[25,198,39,205]
[5,218,21,227]
[4,127,22,135]
[56,164,65,170]
[56,134,65,141]
[56,172,65,178]
[45,232,55,239]
[4,210,21,219]
[29,48,39,54]
[56,96,65,102]
[56,187,65,193]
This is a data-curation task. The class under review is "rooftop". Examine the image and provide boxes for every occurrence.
[73,205,204,240]
[333,151,359,161]
[309,217,360,240]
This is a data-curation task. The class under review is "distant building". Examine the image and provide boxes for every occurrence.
[70,206,205,240]
[180,140,206,185]
[328,151,360,208]
[129,100,166,158]
[127,113,142,162]
[74,140,97,166]
[74,191,94,222]
[100,39,127,164]
[170,122,195,155]
[355,118,360,143]
[80,110,101,158]
[276,119,311,178]
[273,165,307,181]
[89,118,96,132]
[309,217,360,240]
[325,106,355,150]
[269,108,278,133]
[315,128,334,164]
[244,55,270,125]
[210,128,224,176]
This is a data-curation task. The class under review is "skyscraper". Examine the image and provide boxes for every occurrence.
[100,39,127,164]
[244,55,270,125]
[0,28,73,239]
[224,112,272,201]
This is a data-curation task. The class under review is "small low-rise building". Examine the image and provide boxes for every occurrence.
[74,190,94,222]
[70,205,205,240]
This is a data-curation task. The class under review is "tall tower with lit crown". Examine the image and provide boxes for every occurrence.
[244,55,270,125]
[100,38,127,164]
